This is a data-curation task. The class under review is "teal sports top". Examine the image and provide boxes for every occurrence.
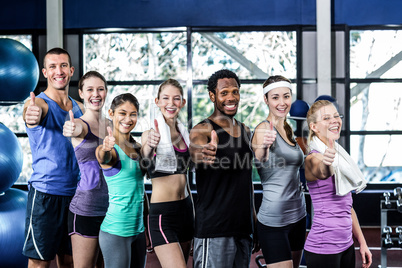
[101,144,145,237]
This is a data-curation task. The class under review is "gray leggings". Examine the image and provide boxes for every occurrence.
[99,230,146,268]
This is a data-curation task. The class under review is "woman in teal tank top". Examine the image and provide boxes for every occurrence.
[96,93,147,268]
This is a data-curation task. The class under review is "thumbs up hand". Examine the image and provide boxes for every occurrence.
[201,130,218,164]
[263,121,277,149]
[25,92,42,125]
[147,119,161,149]
[102,126,115,152]
[323,139,336,166]
[63,110,76,137]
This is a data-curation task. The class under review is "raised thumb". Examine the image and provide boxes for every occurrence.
[107,126,113,137]
[69,110,74,122]
[154,119,160,133]
[30,92,36,106]
[210,130,218,146]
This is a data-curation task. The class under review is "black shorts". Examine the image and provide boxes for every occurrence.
[23,187,72,261]
[68,211,105,238]
[304,244,355,268]
[257,217,306,264]
[148,196,194,248]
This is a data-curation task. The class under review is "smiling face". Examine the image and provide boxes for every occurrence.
[155,84,186,120]
[310,104,342,144]
[210,77,240,117]
[42,53,74,91]
[265,87,292,119]
[109,101,138,134]
[79,77,107,111]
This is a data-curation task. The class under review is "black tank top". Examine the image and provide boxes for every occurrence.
[147,146,191,179]
[194,119,254,238]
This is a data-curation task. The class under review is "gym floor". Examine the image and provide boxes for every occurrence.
[49,227,402,268]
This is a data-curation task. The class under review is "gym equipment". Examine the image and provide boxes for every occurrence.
[396,226,402,248]
[0,123,23,194]
[289,99,310,120]
[394,187,402,213]
[0,38,39,105]
[380,192,401,267]
[382,226,393,248]
[383,192,392,208]
[0,188,28,267]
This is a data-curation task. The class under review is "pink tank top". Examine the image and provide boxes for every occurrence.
[304,151,354,254]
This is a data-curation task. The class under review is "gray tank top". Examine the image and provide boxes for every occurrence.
[252,121,306,227]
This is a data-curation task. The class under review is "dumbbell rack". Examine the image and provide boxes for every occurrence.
[380,199,400,268]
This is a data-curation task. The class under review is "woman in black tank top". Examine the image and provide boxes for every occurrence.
[140,79,194,268]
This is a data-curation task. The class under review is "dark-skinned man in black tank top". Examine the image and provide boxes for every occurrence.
[190,69,257,268]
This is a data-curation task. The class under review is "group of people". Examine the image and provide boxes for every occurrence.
[21,47,372,268]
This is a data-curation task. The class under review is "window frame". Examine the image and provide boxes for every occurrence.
[3,25,401,190]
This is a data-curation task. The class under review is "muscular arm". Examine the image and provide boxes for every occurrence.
[189,123,211,164]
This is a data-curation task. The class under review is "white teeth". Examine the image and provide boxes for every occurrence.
[226,105,235,108]
[121,123,130,127]
[55,78,63,81]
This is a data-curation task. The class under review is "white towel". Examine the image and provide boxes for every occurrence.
[153,111,190,173]
[309,136,367,196]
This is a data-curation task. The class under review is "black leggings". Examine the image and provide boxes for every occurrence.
[304,244,355,268]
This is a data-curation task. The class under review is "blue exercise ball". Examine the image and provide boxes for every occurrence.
[314,95,339,110]
[0,188,28,268]
[0,123,23,193]
[289,99,310,120]
[0,38,39,105]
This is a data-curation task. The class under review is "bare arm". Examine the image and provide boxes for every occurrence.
[304,139,336,181]
[140,120,160,160]
[63,110,85,139]
[351,208,372,268]
[304,153,334,181]
[96,126,117,168]
[251,121,276,162]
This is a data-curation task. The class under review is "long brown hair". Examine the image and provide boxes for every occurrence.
[263,75,295,144]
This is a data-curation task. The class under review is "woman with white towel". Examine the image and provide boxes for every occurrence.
[304,100,372,268]
[141,79,194,268]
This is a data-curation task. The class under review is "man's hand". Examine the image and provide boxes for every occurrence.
[201,130,218,164]
[25,92,42,125]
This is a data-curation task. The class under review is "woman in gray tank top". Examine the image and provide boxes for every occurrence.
[251,75,307,268]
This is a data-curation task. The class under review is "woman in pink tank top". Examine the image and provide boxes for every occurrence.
[303,100,372,268]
